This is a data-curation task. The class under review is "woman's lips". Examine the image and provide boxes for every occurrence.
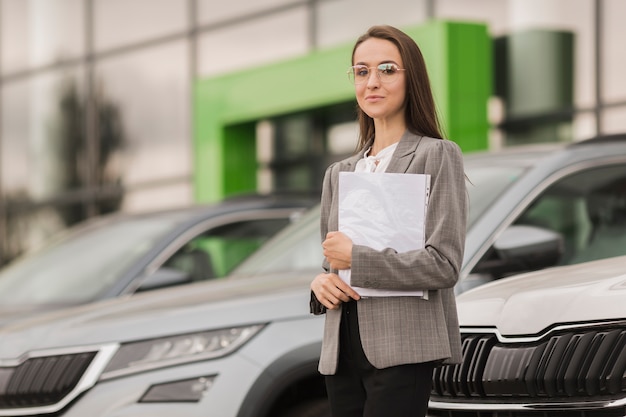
[365,95,384,102]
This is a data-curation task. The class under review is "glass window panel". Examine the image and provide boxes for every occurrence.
[2,203,86,264]
[602,0,626,103]
[505,0,595,109]
[315,0,428,49]
[93,0,186,52]
[197,0,296,25]
[572,111,597,141]
[327,121,358,155]
[1,0,85,75]
[197,7,309,78]
[435,0,509,35]
[601,106,626,135]
[1,67,85,200]
[94,41,191,188]
[121,182,193,213]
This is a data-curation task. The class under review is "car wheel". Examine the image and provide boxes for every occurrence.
[278,397,331,417]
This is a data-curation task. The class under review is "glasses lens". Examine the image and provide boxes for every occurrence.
[348,64,401,84]
[377,64,398,83]
[348,66,369,84]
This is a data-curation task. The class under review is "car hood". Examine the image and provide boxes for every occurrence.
[456,256,626,336]
[0,271,317,359]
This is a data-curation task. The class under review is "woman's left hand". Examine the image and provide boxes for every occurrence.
[323,231,353,270]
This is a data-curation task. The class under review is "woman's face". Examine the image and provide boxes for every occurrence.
[352,38,407,125]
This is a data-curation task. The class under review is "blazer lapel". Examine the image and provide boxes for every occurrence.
[337,131,423,174]
[338,142,370,173]
[386,130,423,174]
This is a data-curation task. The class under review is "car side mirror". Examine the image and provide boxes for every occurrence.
[475,225,564,278]
[137,267,192,292]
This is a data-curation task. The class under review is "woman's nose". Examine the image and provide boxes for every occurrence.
[366,70,380,87]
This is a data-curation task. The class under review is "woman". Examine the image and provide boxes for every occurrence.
[310,25,467,416]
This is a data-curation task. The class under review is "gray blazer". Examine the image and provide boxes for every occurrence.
[316,130,467,375]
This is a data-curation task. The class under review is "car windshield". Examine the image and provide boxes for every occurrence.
[0,213,190,308]
[465,164,525,226]
[232,163,527,278]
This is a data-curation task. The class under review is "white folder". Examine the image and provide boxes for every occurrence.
[338,172,430,298]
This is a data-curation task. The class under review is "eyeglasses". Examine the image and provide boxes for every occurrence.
[347,63,406,84]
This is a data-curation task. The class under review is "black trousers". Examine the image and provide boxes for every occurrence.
[325,300,435,417]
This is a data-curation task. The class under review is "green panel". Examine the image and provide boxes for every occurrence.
[223,123,257,195]
[448,23,492,150]
[194,20,491,202]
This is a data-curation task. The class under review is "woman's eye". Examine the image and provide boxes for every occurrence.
[356,67,369,77]
[379,64,396,75]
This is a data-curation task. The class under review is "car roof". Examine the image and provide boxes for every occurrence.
[56,193,317,237]
[464,135,626,172]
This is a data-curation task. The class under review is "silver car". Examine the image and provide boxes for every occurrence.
[0,194,314,325]
[0,136,625,416]
[429,255,626,416]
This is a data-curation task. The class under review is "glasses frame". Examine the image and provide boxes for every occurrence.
[347,63,406,85]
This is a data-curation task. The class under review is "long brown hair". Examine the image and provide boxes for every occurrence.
[352,25,444,152]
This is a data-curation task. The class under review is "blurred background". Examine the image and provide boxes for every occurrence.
[0,0,625,266]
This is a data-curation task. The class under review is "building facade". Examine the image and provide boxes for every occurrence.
[1,0,625,264]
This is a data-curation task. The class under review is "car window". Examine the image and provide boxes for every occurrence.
[516,164,626,265]
[0,216,183,307]
[231,207,322,277]
[473,163,626,281]
[160,217,292,283]
[464,165,526,227]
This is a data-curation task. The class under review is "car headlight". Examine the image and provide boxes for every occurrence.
[100,324,265,380]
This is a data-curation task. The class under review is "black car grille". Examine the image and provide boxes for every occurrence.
[430,324,626,416]
[0,351,97,409]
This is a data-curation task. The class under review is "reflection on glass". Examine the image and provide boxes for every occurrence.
[197,7,308,78]
[464,164,525,226]
[232,206,322,277]
[0,212,189,307]
[602,0,626,103]
[1,67,85,200]
[601,107,626,135]
[197,0,295,25]
[121,182,193,212]
[1,203,86,268]
[95,41,191,187]
[315,0,427,48]
[0,0,85,75]
[507,0,595,109]
[93,0,186,52]
[435,0,508,34]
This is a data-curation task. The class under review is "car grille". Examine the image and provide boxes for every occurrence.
[0,351,97,409]
[429,324,626,416]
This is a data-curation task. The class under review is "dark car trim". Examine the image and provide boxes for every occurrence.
[0,344,117,416]
[429,319,626,415]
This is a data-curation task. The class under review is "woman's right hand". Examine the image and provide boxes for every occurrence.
[311,273,360,310]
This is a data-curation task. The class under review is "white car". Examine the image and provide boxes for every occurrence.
[429,255,626,416]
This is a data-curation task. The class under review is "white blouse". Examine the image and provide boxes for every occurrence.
[354,142,399,173]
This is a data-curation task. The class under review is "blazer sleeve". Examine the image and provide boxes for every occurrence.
[309,163,337,315]
[350,140,468,291]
